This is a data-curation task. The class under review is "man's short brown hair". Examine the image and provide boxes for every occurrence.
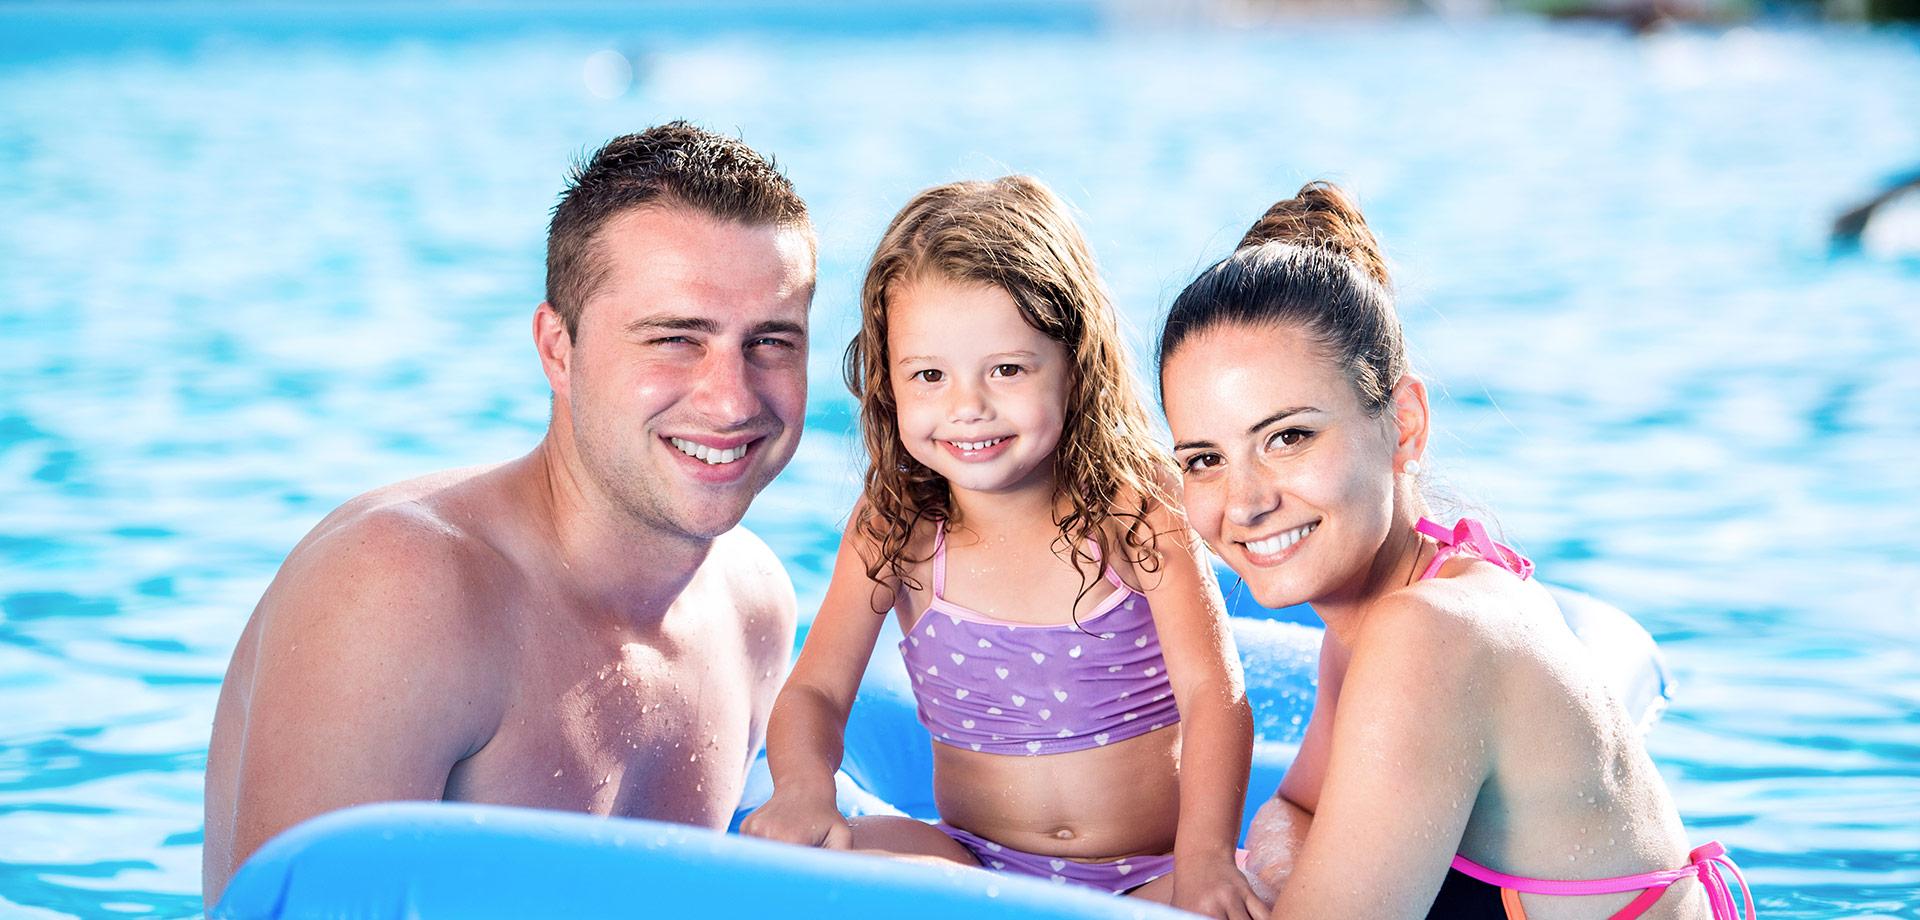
[545,122,811,337]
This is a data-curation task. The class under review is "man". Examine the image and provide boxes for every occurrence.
[201,122,813,905]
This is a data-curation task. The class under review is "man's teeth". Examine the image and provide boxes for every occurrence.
[670,437,748,465]
[1246,523,1317,556]
[950,437,1007,451]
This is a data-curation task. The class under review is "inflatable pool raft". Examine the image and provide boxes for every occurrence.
[215,586,1669,919]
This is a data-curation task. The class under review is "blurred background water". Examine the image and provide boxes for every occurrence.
[2,2,1917,917]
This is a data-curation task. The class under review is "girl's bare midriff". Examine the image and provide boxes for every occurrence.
[929,723,1182,860]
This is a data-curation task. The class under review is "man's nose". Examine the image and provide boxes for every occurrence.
[690,348,762,427]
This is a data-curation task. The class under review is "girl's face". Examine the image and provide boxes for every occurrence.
[1161,322,1419,610]
[886,276,1072,499]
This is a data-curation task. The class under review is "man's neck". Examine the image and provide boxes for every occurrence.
[518,433,713,629]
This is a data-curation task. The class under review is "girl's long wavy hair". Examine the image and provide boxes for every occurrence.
[844,176,1175,615]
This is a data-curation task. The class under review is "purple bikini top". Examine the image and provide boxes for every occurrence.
[896,524,1180,756]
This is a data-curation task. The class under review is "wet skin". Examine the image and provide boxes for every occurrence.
[1162,322,1708,920]
[202,206,812,905]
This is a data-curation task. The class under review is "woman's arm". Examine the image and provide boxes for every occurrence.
[739,508,892,848]
[1134,502,1264,919]
[1246,628,1349,898]
[1268,598,1494,919]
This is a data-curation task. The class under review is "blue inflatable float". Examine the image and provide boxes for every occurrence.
[215,585,1669,919]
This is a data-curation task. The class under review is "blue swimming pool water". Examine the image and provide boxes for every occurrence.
[2,4,1916,917]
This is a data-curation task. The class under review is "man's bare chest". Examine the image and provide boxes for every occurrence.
[447,629,761,827]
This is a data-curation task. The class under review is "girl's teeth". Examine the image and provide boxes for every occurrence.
[1246,522,1317,556]
[670,437,747,465]
[952,437,1005,451]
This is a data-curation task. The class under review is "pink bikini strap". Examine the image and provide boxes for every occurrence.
[1415,517,1535,581]
[1449,842,1752,920]
[932,521,948,598]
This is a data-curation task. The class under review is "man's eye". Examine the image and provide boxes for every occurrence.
[751,337,797,350]
[1181,453,1223,474]
[652,336,694,347]
[911,369,944,383]
[990,364,1024,378]
[1268,428,1312,449]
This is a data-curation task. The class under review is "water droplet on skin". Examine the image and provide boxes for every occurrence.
[690,753,698,762]
[553,769,563,778]
[621,678,628,687]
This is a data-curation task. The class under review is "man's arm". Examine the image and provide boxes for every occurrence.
[203,509,504,905]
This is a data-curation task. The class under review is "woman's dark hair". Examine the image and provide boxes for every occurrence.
[1157,181,1405,416]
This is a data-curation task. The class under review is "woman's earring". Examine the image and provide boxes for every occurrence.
[1404,459,1422,476]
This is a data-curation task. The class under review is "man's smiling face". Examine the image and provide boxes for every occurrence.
[556,205,814,542]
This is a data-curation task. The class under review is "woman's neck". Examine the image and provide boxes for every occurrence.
[1313,505,1436,644]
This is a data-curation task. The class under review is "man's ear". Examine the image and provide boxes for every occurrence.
[1389,373,1430,471]
[534,302,573,402]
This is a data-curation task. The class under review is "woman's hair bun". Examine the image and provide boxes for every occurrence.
[1237,181,1391,289]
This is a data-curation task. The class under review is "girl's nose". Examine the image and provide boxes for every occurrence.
[946,378,991,424]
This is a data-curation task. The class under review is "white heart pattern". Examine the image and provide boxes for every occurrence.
[1094,732,1111,745]
[1068,645,1082,658]
[994,667,1010,679]
[1123,713,1137,721]
[1145,666,1158,676]
[972,743,982,751]
[908,636,919,646]
[1135,636,1148,648]
[977,638,993,649]
[962,719,976,729]
[1026,741,1043,754]
[948,614,961,625]
[1039,709,1052,720]
[1053,689,1068,702]
[926,624,936,637]
[1056,729,1071,738]
[987,707,1003,715]
[1030,652,1046,665]
[955,688,969,700]
[1107,665,1122,673]
[1100,632,1117,640]
[1050,860,1067,871]
[1116,864,1132,875]
[927,665,939,676]
[1010,694,1026,706]
[950,652,966,665]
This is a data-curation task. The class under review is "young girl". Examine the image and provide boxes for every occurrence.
[1157,182,1751,920]
[741,177,1264,919]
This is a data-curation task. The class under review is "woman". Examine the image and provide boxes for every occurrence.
[1156,182,1750,920]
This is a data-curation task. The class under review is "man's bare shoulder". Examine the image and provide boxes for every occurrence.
[259,464,523,668]
[709,526,796,612]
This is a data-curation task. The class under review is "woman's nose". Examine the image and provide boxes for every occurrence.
[1224,462,1281,528]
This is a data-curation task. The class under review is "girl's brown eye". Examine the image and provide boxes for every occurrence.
[913,369,943,383]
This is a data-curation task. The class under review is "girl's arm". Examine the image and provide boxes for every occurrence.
[1135,502,1263,920]
[1267,597,1493,919]
[739,508,893,848]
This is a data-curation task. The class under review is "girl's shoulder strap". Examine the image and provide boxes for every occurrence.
[931,520,948,598]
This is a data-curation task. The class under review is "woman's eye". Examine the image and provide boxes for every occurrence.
[1267,428,1312,449]
[1181,453,1223,474]
[912,369,944,383]
[990,364,1024,378]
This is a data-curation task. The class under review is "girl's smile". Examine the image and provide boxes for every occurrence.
[886,277,1070,498]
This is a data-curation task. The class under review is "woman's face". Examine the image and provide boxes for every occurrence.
[1161,322,1416,610]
